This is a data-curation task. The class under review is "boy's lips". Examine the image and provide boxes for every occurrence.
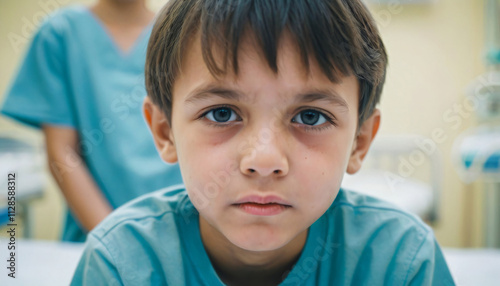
[232,195,292,216]
[233,195,292,206]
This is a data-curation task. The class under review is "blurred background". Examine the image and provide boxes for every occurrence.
[1,0,500,285]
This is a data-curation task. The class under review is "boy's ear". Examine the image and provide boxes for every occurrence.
[143,96,178,163]
[346,109,381,174]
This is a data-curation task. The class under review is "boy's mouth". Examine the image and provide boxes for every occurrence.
[232,195,292,216]
[234,203,291,216]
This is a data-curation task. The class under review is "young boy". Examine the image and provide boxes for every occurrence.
[72,0,455,285]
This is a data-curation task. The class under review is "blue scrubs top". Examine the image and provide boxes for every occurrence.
[1,6,183,242]
[71,186,455,285]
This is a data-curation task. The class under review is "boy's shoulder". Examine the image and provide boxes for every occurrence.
[284,189,452,285]
[76,185,195,285]
[90,184,192,240]
[330,188,432,236]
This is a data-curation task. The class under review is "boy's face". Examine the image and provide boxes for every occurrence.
[145,33,380,252]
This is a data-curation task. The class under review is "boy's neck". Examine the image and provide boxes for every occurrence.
[91,0,154,27]
[200,217,308,286]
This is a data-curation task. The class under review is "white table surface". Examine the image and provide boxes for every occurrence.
[444,248,500,286]
[0,239,84,286]
[0,239,499,285]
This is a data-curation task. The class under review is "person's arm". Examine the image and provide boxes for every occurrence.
[43,124,112,231]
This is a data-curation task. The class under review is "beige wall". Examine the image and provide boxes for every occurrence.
[0,0,486,246]
[368,0,485,247]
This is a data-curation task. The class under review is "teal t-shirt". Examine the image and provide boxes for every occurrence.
[0,6,183,241]
[71,186,455,285]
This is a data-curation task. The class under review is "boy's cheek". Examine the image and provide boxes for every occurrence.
[296,156,345,198]
[299,175,341,205]
[225,160,240,177]
[183,161,233,201]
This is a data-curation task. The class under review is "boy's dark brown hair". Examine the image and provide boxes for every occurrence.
[145,0,387,126]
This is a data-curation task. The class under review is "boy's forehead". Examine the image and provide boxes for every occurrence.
[175,31,359,107]
[181,30,319,79]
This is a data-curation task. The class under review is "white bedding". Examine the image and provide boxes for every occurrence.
[341,169,434,219]
[443,248,500,286]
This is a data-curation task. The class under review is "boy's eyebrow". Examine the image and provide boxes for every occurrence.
[185,84,349,110]
[185,84,243,104]
[297,89,349,110]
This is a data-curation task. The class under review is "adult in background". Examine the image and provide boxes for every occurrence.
[1,0,183,242]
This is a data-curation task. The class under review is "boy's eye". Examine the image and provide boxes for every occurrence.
[292,110,327,126]
[205,107,238,123]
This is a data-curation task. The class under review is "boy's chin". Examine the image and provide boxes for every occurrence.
[227,231,295,253]
[235,241,285,253]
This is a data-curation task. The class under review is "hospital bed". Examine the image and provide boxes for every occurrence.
[0,136,45,238]
[341,134,441,223]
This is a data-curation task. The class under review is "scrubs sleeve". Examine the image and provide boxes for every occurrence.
[1,19,76,129]
[405,231,455,286]
[71,234,123,286]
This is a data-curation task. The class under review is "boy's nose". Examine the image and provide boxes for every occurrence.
[239,131,289,178]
